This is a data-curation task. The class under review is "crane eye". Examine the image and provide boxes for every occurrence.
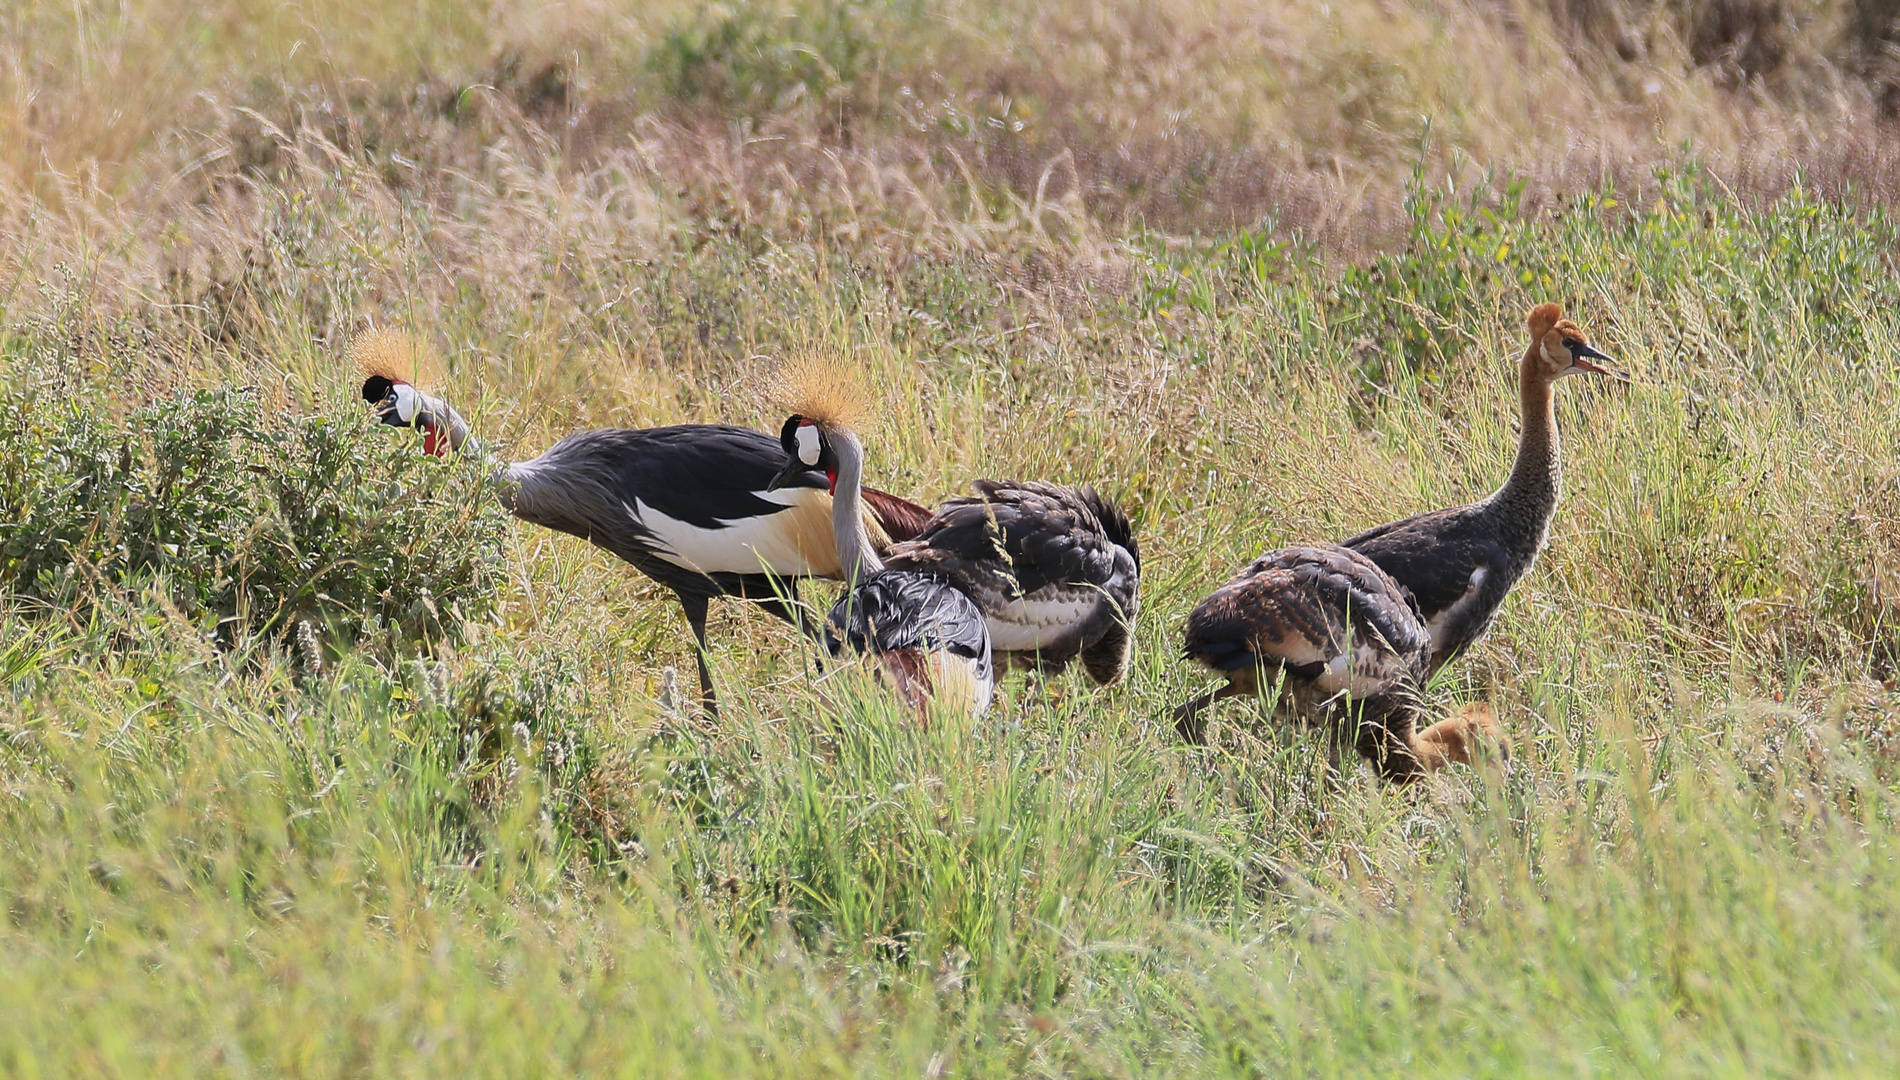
[1561,338,1581,352]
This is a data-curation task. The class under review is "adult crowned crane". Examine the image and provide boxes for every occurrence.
[765,359,994,718]
[1342,302,1620,676]
[352,331,932,714]
[1171,543,1502,783]
[880,481,1140,686]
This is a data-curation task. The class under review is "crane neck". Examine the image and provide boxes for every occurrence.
[1487,347,1561,533]
[437,401,473,454]
[830,428,884,584]
[418,399,513,498]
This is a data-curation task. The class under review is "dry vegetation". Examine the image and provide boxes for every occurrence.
[5,1,1900,1076]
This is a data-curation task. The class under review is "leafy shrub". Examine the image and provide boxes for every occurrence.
[649,1,880,116]
[0,371,507,652]
[1331,167,1900,380]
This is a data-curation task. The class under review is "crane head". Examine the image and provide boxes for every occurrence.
[1526,302,1622,383]
[361,374,461,457]
[351,328,465,456]
[766,414,840,494]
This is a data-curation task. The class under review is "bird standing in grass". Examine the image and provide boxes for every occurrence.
[881,480,1141,686]
[766,358,994,718]
[353,331,931,714]
[1342,302,1619,676]
[1171,543,1499,782]
[1172,301,1613,779]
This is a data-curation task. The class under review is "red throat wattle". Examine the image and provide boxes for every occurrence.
[423,425,444,458]
[826,469,838,495]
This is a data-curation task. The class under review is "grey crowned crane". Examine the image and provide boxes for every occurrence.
[764,365,994,718]
[1342,302,1619,677]
[880,481,1140,685]
[1171,543,1501,783]
[353,334,932,714]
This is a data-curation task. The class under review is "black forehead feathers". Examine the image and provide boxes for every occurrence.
[779,414,824,444]
[362,375,395,404]
[778,415,805,450]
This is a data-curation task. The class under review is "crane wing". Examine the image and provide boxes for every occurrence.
[1183,544,1426,698]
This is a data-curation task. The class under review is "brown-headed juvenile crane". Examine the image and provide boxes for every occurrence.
[1171,301,1615,779]
[1171,543,1499,782]
[352,332,931,714]
[765,365,994,718]
[1342,302,1619,676]
[881,481,1140,686]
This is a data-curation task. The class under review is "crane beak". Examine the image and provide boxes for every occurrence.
[765,458,808,493]
[363,376,405,427]
[1568,342,1625,380]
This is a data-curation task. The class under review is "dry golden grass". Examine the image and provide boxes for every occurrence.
[5,4,1900,1074]
[4,1,1898,252]
[1,0,1893,438]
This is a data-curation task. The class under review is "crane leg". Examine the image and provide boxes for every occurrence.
[755,580,828,672]
[677,591,719,717]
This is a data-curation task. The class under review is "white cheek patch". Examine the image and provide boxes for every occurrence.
[795,424,821,466]
[391,383,421,423]
[1540,341,1556,367]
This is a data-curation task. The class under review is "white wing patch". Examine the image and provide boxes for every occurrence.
[626,488,837,577]
[1313,640,1411,699]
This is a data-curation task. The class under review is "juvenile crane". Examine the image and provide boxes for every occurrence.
[882,481,1140,685]
[1171,543,1499,781]
[1343,302,1618,675]
[354,332,931,713]
[766,364,994,718]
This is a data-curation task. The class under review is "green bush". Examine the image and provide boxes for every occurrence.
[0,372,507,653]
[1331,167,1900,379]
[649,1,881,115]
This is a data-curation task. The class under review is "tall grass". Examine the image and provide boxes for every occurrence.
[5,162,1900,1072]
[5,1,1900,1075]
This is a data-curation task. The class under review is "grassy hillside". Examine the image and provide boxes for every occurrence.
[5,2,1900,1076]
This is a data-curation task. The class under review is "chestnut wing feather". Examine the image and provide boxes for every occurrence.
[1183,544,1427,691]
[886,480,1135,604]
[861,487,933,545]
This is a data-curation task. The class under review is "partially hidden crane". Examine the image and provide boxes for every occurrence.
[1172,543,1499,782]
[882,480,1140,686]
[765,359,994,718]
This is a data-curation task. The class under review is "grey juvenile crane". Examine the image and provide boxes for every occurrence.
[354,333,931,713]
[882,481,1141,686]
[765,361,994,717]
